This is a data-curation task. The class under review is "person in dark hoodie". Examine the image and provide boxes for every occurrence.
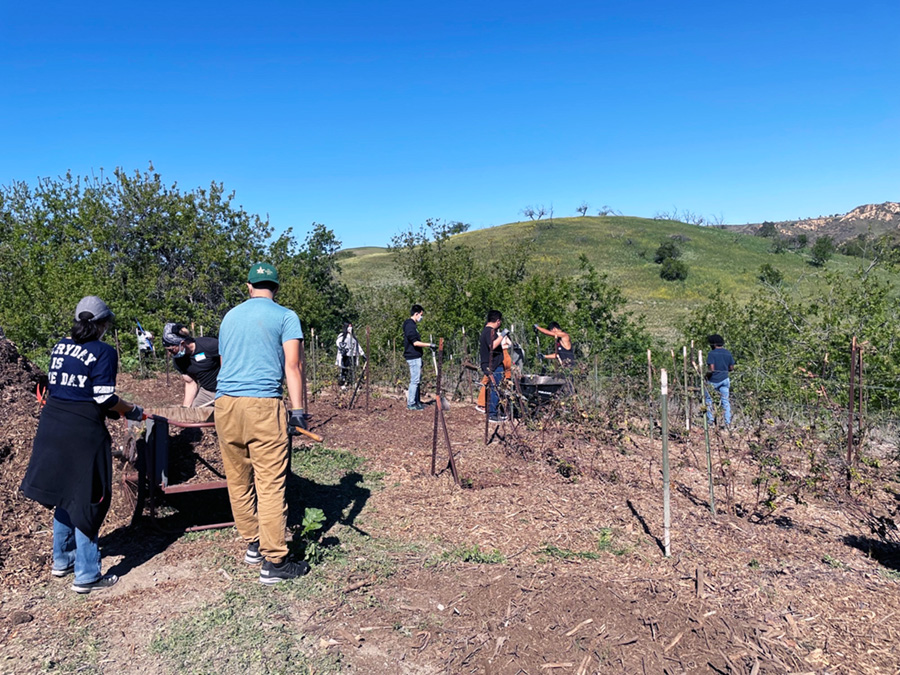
[21,296,144,594]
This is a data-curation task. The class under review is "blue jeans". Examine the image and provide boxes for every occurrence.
[406,358,422,408]
[488,365,504,416]
[705,377,731,425]
[53,507,102,584]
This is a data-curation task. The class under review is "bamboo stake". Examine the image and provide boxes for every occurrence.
[847,336,857,489]
[698,349,715,516]
[647,349,653,442]
[365,325,370,412]
[689,340,694,425]
[858,343,864,450]
[311,329,317,402]
[683,346,690,432]
[661,369,671,557]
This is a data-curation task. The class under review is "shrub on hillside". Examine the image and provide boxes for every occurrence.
[654,241,682,264]
[810,236,835,267]
[757,263,783,285]
[660,257,688,281]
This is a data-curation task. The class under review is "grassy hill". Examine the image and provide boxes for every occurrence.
[338,216,884,342]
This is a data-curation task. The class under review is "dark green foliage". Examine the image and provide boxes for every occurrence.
[810,236,835,267]
[0,168,352,358]
[660,257,688,281]
[757,263,783,285]
[378,221,650,375]
[769,237,788,254]
[653,240,681,263]
[757,222,777,238]
[271,223,354,335]
[683,268,900,412]
[794,233,808,249]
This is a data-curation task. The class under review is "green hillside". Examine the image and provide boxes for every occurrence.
[338,216,882,341]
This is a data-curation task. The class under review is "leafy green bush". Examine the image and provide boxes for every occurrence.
[757,263,783,285]
[810,236,835,267]
[653,240,681,263]
[660,257,688,281]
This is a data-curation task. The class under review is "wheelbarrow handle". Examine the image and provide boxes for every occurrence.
[291,425,323,442]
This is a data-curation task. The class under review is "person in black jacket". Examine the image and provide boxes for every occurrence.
[402,305,435,410]
[21,296,144,594]
[479,309,507,422]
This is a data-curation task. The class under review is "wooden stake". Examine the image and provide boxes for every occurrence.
[365,325,370,412]
[311,328,317,402]
[847,336,857,488]
[661,369,671,557]
[683,345,690,432]
[698,349,715,517]
[647,349,653,442]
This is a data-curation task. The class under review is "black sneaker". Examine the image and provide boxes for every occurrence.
[51,563,75,578]
[71,574,119,594]
[244,541,263,565]
[259,559,310,585]
[489,414,508,423]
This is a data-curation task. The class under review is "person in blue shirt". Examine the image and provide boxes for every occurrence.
[21,296,144,594]
[215,263,309,585]
[705,333,736,426]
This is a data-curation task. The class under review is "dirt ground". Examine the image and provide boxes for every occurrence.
[2,337,900,674]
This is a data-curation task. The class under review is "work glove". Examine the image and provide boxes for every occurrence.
[532,324,540,333]
[289,408,308,432]
[429,343,437,350]
[124,405,144,421]
[499,329,509,338]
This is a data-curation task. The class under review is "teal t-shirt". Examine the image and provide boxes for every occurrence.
[216,297,303,399]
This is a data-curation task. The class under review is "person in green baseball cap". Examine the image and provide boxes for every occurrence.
[215,263,310,584]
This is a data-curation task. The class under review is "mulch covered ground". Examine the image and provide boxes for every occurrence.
[2,336,900,673]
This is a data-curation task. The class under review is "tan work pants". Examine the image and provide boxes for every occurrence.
[215,396,290,563]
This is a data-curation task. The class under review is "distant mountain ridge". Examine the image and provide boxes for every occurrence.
[730,202,900,243]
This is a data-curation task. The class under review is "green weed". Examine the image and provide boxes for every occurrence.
[537,544,600,560]
[822,554,846,569]
[596,528,630,556]
[148,589,342,674]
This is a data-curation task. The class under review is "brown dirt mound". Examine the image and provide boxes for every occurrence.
[0,339,46,579]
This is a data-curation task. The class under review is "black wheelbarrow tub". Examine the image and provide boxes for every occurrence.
[518,375,568,401]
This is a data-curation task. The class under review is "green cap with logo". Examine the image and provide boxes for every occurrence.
[247,262,280,286]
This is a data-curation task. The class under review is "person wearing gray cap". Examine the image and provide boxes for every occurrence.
[20,296,144,594]
[162,322,220,407]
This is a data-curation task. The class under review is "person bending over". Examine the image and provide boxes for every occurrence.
[162,322,220,407]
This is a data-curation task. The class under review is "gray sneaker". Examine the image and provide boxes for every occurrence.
[51,564,75,578]
[259,559,310,585]
[244,541,264,565]
[72,574,119,594]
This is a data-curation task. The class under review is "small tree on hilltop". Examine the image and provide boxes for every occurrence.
[757,221,777,238]
[576,202,589,217]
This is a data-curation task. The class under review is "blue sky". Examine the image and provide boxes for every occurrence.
[2,1,898,248]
